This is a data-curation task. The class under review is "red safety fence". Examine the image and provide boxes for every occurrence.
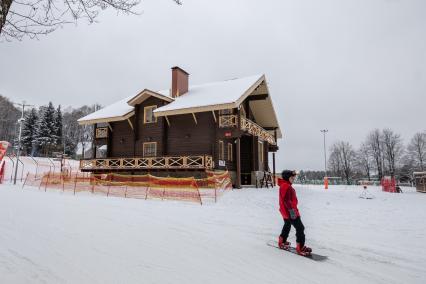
[21,170,233,204]
[381,176,396,193]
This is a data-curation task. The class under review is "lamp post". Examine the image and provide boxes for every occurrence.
[13,101,34,185]
[320,129,328,189]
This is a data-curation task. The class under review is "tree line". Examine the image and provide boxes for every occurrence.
[0,95,99,158]
[304,128,425,184]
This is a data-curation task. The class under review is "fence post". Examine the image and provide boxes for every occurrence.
[22,172,29,189]
[194,180,202,206]
[62,173,65,192]
[45,171,51,192]
[91,175,95,194]
[73,172,78,195]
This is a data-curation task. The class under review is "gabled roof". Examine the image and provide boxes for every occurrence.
[127,89,173,107]
[77,74,282,138]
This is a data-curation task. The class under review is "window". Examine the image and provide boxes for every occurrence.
[144,105,157,123]
[143,142,157,157]
[258,141,264,165]
[218,140,224,160]
[227,143,233,161]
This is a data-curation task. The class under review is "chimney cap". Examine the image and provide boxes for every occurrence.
[171,66,190,76]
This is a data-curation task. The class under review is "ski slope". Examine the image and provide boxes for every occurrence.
[0,183,425,284]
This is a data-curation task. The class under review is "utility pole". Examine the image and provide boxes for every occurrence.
[320,129,328,189]
[13,101,34,185]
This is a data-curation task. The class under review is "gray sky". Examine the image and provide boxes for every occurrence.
[0,0,425,171]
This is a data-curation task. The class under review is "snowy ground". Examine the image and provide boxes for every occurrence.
[0,182,425,284]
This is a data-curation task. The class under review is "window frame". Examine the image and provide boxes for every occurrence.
[218,140,224,160]
[258,141,264,165]
[144,105,158,124]
[227,142,233,162]
[143,142,157,157]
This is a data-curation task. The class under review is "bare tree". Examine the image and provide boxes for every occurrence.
[381,128,404,178]
[355,142,372,180]
[366,129,384,180]
[328,141,356,184]
[407,131,426,172]
[328,144,342,178]
[1,0,182,40]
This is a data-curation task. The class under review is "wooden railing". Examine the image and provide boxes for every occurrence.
[80,155,214,171]
[219,115,238,128]
[95,127,108,139]
[219,115,276,145]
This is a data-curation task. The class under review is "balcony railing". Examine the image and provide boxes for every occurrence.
[80,155,214,171]
[95,127,108,139]
[219,115,276,145]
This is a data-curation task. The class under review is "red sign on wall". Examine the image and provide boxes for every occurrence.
[225,132,232,137]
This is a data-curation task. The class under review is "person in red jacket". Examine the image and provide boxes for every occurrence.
[278,170,312,256]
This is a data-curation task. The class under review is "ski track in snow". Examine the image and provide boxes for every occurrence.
[0,182,425,284]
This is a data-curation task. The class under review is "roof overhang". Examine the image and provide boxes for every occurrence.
[78,110,135,125]
[127,89,173,106]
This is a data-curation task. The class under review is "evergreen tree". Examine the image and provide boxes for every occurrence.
[54,105,63,149]
[21,108,38,155]
[34,102,56,156]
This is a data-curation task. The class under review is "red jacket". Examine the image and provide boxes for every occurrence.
[279,180,300,219]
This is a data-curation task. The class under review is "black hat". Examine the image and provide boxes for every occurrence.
[281,170,297,181]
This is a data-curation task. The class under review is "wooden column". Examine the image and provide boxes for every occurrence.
[272,153,276,186]
[236,106,242,188]
[107,127,112,157]
[92,124,97,159]
[273,129,277,186]
[236,137,241,189]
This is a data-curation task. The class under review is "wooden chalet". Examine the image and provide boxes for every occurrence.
[78,67,282,188]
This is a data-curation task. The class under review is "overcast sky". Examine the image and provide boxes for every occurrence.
[0,0,425,171]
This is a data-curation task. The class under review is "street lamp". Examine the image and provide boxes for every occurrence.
[13,101,34,185]
[320,129,328,189]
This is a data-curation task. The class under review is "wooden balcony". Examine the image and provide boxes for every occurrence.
[219,115,276,145]
[80,155,214,171]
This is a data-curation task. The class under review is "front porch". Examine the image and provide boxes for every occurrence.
[218,114,278,188]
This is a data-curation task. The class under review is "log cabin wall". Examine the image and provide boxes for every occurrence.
[166,112,216,156]
[135,97,167,157]
[110,118,135,157]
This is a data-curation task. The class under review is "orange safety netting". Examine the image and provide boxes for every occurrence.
[22,170,233,204]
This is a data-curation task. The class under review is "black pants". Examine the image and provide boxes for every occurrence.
[280,217,305,246]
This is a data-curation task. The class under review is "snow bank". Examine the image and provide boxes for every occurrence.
[0,183,425,283]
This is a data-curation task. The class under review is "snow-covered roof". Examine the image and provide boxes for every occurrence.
[77,74,281,138]
[78,95,135,124]
[154,74,264,115]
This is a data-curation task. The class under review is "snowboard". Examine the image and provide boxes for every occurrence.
[267,240,328,261]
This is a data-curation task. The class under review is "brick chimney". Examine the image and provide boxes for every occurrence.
[171,66,189,98]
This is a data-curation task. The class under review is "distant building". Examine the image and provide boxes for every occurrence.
[78,67,282,188]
